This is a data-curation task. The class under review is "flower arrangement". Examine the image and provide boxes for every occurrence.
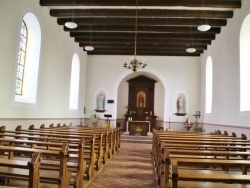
[91,114,99,119]
[167,128,174,131]
[103,123,110,128]
[135,126,142,135]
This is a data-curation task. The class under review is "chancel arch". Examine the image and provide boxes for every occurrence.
[115,68,169,130]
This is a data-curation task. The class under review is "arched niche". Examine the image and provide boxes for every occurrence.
[175,93,187,116]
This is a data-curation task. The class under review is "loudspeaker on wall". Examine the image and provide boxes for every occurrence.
[107,100,114,103]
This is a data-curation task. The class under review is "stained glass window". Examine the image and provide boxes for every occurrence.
[15,21,27,95]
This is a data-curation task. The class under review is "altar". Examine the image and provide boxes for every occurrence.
[126,121,151,136]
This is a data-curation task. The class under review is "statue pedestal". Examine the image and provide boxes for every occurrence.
[175,113,187,116]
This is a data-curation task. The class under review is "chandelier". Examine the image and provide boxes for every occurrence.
[123,0,147,72]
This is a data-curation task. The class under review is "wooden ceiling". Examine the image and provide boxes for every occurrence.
[40,0,241,56]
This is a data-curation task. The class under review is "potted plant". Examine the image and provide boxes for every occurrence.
[90,114,99,127]
[135,126,142,136]
[193,125,203,132]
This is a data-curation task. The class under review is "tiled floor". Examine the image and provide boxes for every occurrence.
[88,142,158,188]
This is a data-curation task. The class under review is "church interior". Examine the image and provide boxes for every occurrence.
[0,0,250,187]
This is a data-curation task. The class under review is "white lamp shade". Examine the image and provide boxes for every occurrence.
[65,22,77,29]
[85,46,94,51]
[197,24,211,32]
[186,47,196,53]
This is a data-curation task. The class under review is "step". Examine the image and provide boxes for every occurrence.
[121,132,153,144]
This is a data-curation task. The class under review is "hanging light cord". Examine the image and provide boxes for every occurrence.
[191,27,194,48]
[134,0,138,57]
[72,0,74,22]
[203,0,207,25]
[90,26,92,46]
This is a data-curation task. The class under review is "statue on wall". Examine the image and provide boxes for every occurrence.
[177,96,183,113]
[176,93,186,116]
[97,92,105,110]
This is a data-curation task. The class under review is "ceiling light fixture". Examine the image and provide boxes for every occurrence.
[197,0,211,32]
[84,26,94,51]
[65,0,77,29]
[123,0,147,72]
[186,28,196,53]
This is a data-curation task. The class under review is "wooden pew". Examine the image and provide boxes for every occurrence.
[152,130,250,188]
[0,128,99,182]
[0,143,71,188]
[7,125,117,165]
[1,127,103,173]
[161,148,250,187]
[0,152,41,188]
[28,125,121,152]
[154,138,250,183]
[171,160,250,188]
[0,136,89,187]
[0,125,120,186]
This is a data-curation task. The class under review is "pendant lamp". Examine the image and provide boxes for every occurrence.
[197,0,211,32]
[186,28,196,53]
[65,0,77,29]
[84,26,94,51]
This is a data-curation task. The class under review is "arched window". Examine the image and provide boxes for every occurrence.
[240,14,250,111]
[69,54,80,110]
[15,13,41,104]
[15,21,27,95]
[205,56,213,113]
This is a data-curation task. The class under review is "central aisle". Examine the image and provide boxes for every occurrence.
[88,142,158,188]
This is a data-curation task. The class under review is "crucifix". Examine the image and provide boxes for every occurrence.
[193,111,201,127]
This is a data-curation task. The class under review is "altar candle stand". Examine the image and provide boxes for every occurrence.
[168,113,172,130]
[126,117,132,133]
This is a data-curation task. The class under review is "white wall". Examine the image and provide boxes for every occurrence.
[200,0,250,138]
[0,0,87,129]
[85,55,200,130]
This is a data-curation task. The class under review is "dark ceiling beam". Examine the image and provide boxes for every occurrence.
[50,9,233,19]
[79,43,208,50]
[57,18,227,27]
[86,51,201,57]
[75,38,211,45]
[65,26,221,34]
[86,48,203,54]
[79,43,207,51]
[71,32,216,40]
[40,0,241,8]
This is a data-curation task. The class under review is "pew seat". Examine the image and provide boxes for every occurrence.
[0,152,41,188]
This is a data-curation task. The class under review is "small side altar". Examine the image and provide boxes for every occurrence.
[127,121,150,136]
